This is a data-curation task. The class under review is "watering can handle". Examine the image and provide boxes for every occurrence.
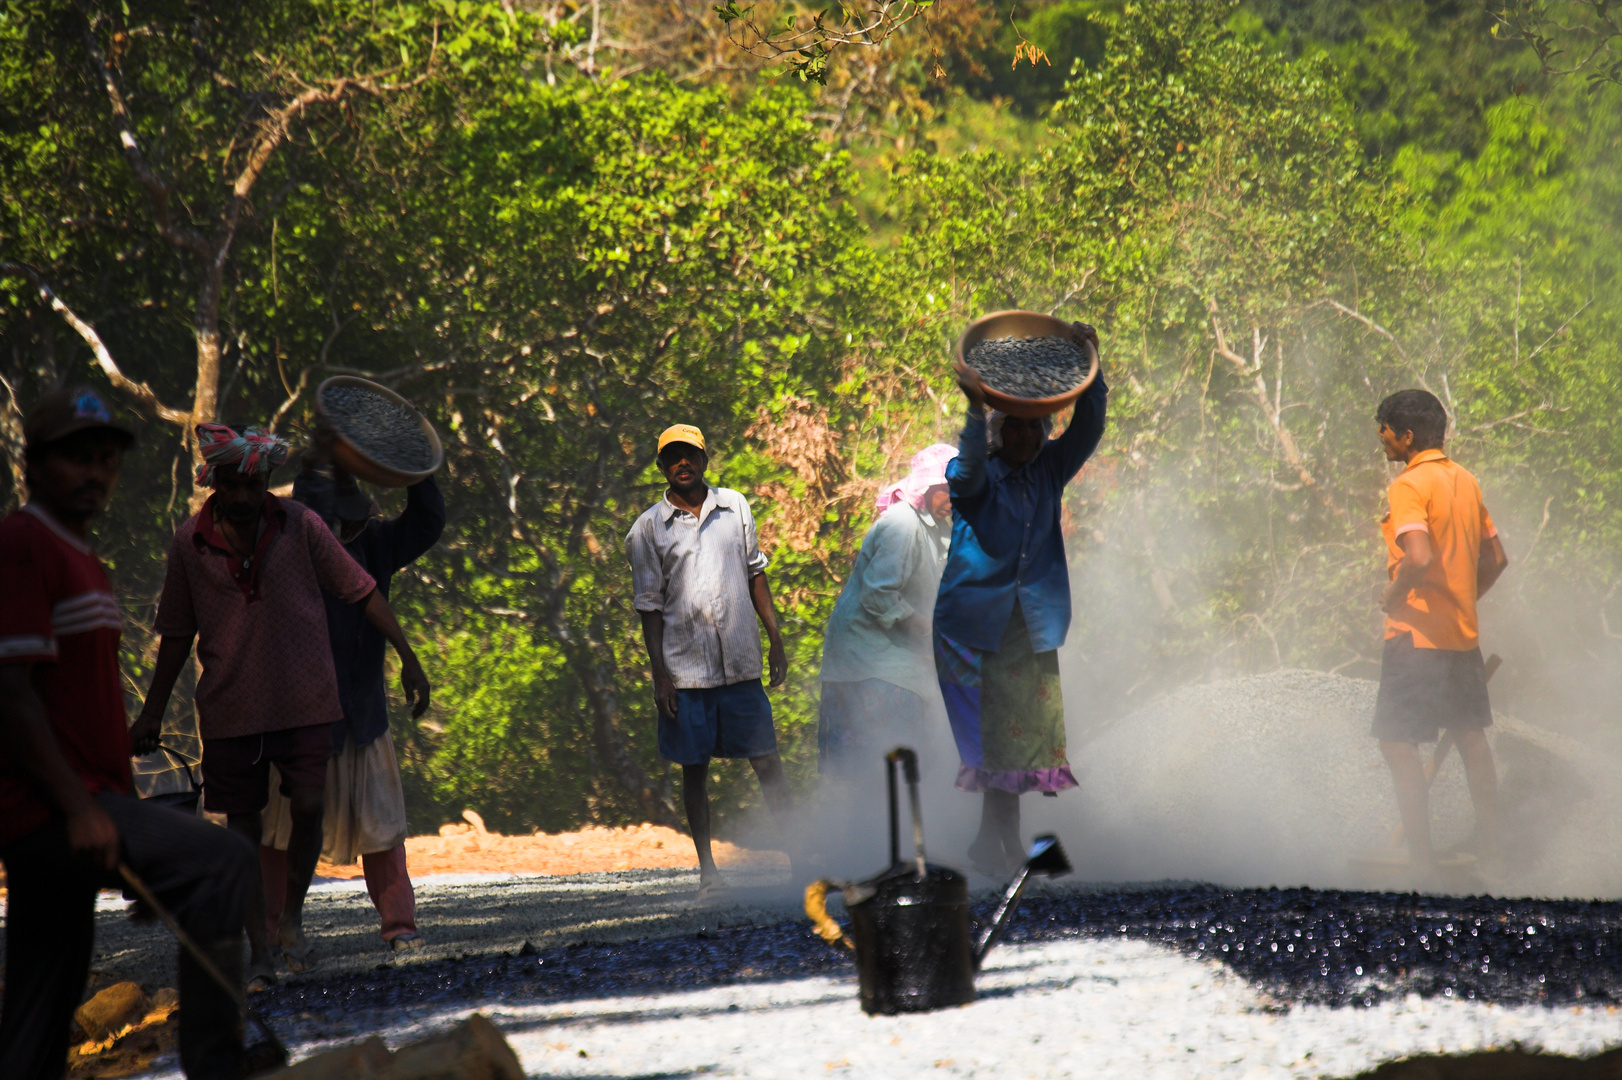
[885,747,928,879]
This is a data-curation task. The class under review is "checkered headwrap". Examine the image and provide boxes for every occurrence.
[194,423,290,486]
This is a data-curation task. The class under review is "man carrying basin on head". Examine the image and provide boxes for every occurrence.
[819,443,957,774]
[626,424,794,902]
[257,424,443,952]
[936,324,1108,874]
[130,422,430,984]
[1373,389,1508,881]
[0,388,255,1080]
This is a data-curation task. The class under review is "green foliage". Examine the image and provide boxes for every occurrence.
[4,0,1622,836]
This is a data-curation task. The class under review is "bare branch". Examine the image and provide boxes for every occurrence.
[0,262,189,426]
[1208,300,1346,521]
[77,6,212,258]
[1320,299,1412,364]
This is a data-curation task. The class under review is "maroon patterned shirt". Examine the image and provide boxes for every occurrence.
[154,494,376,739]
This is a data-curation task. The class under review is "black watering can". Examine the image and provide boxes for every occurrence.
[804,747,1073,1015]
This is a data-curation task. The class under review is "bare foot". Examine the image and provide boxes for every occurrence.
[246,955,279,991]
[695,871,729,903]
[278,920,319,973]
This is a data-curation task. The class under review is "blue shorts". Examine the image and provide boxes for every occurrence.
[659,679,777,765]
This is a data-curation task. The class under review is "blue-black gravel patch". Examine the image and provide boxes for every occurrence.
[254,885,1622,1019]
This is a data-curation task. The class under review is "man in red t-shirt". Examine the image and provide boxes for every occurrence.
[0,387,255,1080]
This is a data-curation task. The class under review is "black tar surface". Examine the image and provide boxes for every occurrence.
[255,885,1622,1020]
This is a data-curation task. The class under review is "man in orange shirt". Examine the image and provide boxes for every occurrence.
[1374,389,1509,878]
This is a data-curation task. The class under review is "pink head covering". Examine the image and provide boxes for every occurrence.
[875,442,957,514]
[194,423,290,486]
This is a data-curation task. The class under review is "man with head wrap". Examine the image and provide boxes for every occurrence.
[818,443,956,774]
[129,423,430,983]
[256,425,443,951]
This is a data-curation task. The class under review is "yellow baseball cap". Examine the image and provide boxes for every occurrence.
[657,423,706,454]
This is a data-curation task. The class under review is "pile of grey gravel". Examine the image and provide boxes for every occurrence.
[321,384,436,473]
[965,335,1086,399]
[1065,669,1622,899]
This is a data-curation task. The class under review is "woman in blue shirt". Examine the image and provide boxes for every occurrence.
[934,325,1107,872]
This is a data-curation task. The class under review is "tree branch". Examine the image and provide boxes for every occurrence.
[1208,301,1345,521]
[0,262,189,426]
[77,6,212,258]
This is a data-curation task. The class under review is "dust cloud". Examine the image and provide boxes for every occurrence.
[762,492,1622,901]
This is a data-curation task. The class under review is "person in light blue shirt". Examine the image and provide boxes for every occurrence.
[818,443,956,774]
[934,323,1108,872]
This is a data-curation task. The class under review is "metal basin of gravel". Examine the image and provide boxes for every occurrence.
[954,309,1100,419]
[316,376,443,487]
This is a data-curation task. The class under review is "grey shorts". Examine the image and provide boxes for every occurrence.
[1372,632,1492,744]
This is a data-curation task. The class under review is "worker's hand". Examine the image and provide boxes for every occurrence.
[767,637,788,688]
[1379,581,1405,614]
[954,360,988,412]
[128,712,163,757]
[1072,321,1102,381]
[901,610,932,639]
[653,667,679,719]
[400,653,431,719]
[67,801,120,875]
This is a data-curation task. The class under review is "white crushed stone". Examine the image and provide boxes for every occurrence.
[128,936,1622,1080]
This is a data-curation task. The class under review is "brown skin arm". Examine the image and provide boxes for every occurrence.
[750,571,788,687]
[128,633,196,756]
[360,588,431,718]
[1381,529,1435,613]
[638,610,680,719]
[0,664,120,872]
[1477,534,1509,598]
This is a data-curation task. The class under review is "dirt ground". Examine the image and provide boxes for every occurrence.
[0,814,787,897]
[313,811,789,879]
[23,812,788,1079]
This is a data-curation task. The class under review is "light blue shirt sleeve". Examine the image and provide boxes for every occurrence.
[855,511,921,628]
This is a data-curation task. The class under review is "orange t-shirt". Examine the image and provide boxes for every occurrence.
[1381,449,1497,651]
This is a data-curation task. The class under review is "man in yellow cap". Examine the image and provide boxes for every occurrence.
[626,424,792,900]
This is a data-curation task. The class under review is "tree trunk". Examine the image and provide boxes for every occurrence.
[569,635,679,827]
[0,376,26,512]
[187,266,225,511]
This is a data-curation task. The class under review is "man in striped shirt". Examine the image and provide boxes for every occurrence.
[0,387,256,1080]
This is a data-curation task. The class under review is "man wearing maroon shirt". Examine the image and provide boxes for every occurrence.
[130,423,429,981]
[0,387,255,1080]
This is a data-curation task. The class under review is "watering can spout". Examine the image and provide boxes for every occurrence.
[973,834,1073,969]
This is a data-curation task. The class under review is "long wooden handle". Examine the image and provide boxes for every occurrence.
[118,863,247,1012]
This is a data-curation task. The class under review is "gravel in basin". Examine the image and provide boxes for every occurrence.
[320,384,436,473]
[965,335,1087,399]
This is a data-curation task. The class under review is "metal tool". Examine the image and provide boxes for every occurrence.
[804,747,1074,1015]
[117,863,288,1071]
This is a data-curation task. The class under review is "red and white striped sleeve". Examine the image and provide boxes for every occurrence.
[0,520,59,664]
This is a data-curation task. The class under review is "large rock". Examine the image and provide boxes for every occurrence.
[271,1015,522,1080]
[73,981,150,1043]
[1066,670,1622,898]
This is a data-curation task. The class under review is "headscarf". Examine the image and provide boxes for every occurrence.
[985,410,1054,456]
[875,442,957,514]
[194,423,290,486]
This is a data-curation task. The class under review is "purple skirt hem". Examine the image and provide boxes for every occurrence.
[954,765,1078,794]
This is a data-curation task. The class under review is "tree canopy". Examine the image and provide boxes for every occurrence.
[3,0,1618,834]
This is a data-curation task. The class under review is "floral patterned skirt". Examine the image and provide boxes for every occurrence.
[935,604,1077,794]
